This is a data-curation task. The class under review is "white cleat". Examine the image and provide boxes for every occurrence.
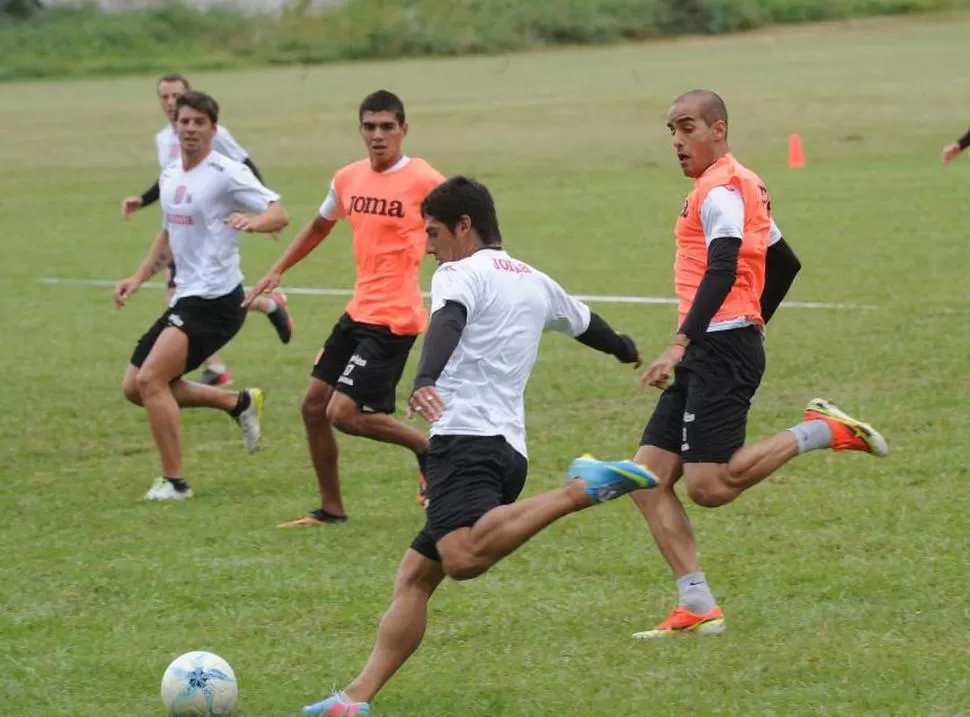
[143,477,193,501]
[235,388,264,454]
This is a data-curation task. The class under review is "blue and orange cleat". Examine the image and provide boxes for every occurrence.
[303,691,371,716]
[567,454,659,503]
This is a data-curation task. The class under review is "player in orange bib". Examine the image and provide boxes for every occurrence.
[610,90,891,639]
[245,90,444,527]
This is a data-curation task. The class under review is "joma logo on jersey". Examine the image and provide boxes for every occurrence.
[348,195,405,218]
[492,257,531,274]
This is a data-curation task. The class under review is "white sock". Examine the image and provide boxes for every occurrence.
[676,571,717,614]
[206,363,227,375]
[788,419,832,454]
[263,298,279,313]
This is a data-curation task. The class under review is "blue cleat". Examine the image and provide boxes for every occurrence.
[303,691,371,716]
[567,453,659,503]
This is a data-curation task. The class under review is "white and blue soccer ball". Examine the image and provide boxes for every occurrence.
[160,650,238,717]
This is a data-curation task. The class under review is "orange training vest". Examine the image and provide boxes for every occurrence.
[673,153,772,332]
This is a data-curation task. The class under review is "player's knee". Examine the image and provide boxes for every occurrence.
[301,390,330,426]
[442,555,488,581]
[684,475,732,508]
[135,367,165,398]
[326,396,360,435]
[122,373,142,405]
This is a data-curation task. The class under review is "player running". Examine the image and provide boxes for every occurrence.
[245,90,444,526]
[120,72,293,387]
[614,89,890,639]
[115,91,289,501]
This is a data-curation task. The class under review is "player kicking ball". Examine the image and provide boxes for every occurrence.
[300,176,654,715]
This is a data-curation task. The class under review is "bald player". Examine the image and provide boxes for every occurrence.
[616,89,891,639]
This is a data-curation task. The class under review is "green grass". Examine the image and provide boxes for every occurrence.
[2,12,970,716]
[3,0,970,81]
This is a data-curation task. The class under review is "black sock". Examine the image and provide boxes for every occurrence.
[230,390,251,418]
[164,477,190,492]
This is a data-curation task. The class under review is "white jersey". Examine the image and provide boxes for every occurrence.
[159,151,280,302]
[428,249,592,459]
[155,123,249,169]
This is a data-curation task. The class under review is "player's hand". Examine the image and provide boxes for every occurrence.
[113,276,142,309]
[242,270,281,308]
[121,196,143,221]
[225,212,259,232]
[640,344,686,390]
[942,143,963,164]
[615,334,642,369]
[407,386,445,423]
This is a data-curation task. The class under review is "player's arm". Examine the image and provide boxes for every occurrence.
[242,181,341,307]
[120,179,161,220]
[675,186,744,345]
[543,274,640,364]
[407,265,478,421]
[411,300,468,390]
[942,127,970,163]
[115,229,171,307]
[225,163,289,235]
[760,222,801,324]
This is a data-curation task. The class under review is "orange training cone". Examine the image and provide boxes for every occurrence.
[788,133,805,168]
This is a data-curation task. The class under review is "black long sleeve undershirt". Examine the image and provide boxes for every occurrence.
[760,237,802,324]
[678,237,740,342]
[412,301,468,390]
[575,312,639,363]
[138,157,264,208]
[959,128,970,151]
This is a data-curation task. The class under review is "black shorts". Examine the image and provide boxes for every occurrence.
[130,284,246,376]
[166,261,177,289]
[640,325,766,464]
[311,313,417,414]
[411,435,529,562]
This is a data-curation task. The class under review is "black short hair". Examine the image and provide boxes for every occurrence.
[175,90,219,124]
[358,90,406,125]
[157,73,190,91]
[421,176,502,246]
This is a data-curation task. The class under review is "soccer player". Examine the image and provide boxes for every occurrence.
[120,72,294,387]
[114,91,289,501]
[244,90,445,526]
[300,175,653,716]
[614,89,889,639]
[941,126,970,163]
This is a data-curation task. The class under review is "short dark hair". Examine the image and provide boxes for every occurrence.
[358,90,406,125]
[674,88,728,128]
[421,176,502,246]
[157,73,190,91]
[175,90,219,124]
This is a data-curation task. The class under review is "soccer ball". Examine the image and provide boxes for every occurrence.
[160,651,238,717]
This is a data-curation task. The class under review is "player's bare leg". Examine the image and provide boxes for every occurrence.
[278,379,346,526]
[327,392,428,456]
[436,457,658,581]
[335,551,445,708]
[632,398,888,639]
[129,327,190,497]
[302,458,658,715]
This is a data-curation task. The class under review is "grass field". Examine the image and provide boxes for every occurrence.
[2,12,969,716]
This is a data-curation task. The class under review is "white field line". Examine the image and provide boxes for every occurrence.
[37,277,879,311]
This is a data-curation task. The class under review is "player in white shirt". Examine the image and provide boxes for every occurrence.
[302,176,659,716]
[114,91,290,502]
[119,73,294,388]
